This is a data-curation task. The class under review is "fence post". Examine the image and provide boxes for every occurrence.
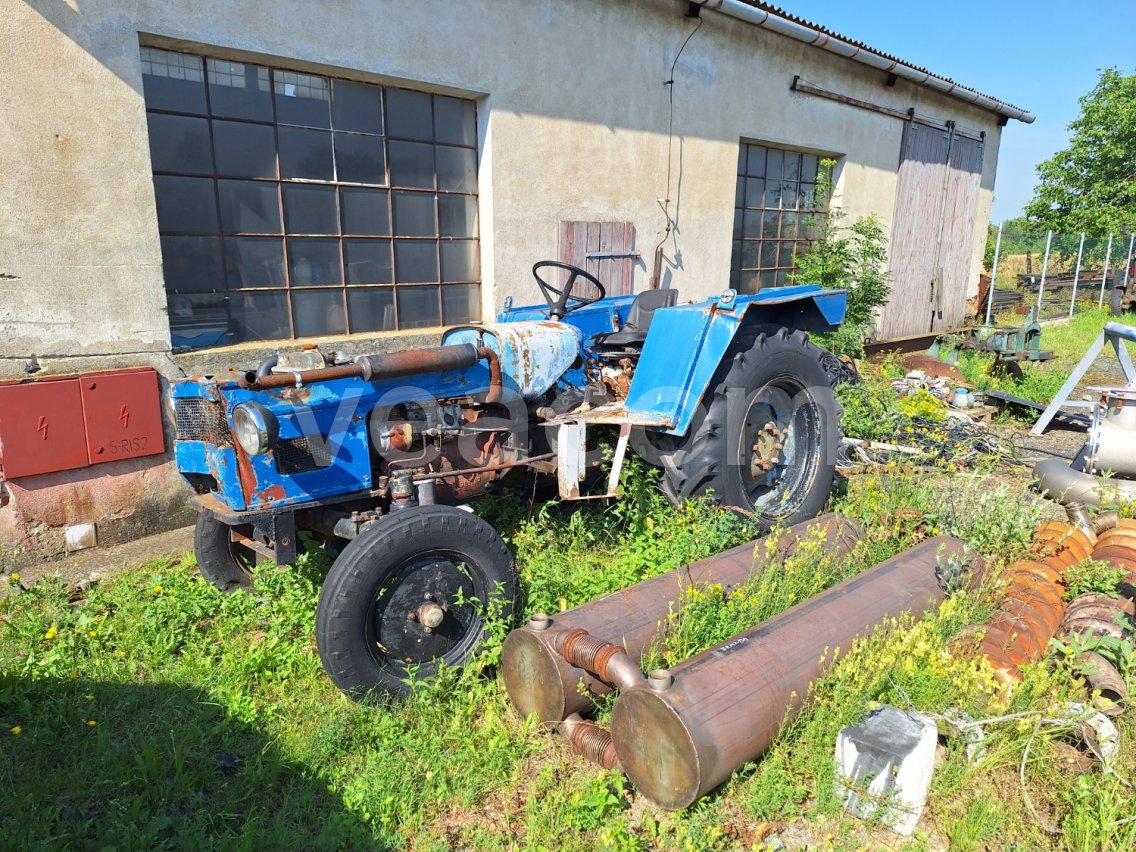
[1036,229,1053,312]
[985,221,1003,325]
[1098,234,1114,308]
[1068,233,1085,317]
[1119,233,1135,313]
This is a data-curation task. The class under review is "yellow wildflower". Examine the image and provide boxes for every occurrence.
[43,625,58,641]
[152,585,163,593]
[10,726,22,735]
[86,720,97,727]
[83,694,94,701]
[8,573,19,583]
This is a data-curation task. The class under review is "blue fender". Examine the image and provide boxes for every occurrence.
[624,285,846,436]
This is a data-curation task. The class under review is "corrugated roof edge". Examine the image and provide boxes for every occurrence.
[691,1,1034,123]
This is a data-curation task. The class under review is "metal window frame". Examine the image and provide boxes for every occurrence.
[730,141,830,293]
[142,47,481,350]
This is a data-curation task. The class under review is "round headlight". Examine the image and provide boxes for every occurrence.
[232,402,278,456]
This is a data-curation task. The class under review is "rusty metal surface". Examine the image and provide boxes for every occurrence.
[609,536,972,810]
[236,344,502,402]
[561,713,619,770]
[501,514,863,724]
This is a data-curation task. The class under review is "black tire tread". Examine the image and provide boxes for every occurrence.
[316,505,516,699]
[661,327,841,528]
[193,512,253,592]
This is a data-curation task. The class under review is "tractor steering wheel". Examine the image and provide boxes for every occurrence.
[532,261,606,320]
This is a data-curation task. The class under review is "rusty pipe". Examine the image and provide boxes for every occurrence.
[237,343,502,402]
[555,628,645,692]
[609,536,979,810]
[501,513,863,723]
[1077,651,1128,716]
[561,713,619,770]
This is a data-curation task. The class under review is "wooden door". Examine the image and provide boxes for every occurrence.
[559,221,636,297]
[879,124,984,338]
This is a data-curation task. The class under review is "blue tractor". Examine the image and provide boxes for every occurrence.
[170,262,847,697]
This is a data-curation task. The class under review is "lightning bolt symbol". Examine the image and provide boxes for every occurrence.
[36,416,48,440]
[119,405,130,429]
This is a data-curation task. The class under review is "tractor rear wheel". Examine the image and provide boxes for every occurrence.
[315,505,517,699]
[661,328,841,528]
[193,512,255,592]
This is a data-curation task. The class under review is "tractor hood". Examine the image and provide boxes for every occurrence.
[442,321,580,399]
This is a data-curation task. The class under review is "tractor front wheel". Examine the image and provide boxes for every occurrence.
[315,505,517,699]
[193,512,255,592]
[662,328,840,528]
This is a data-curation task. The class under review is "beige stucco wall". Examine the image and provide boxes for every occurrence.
[1,0,1005,381]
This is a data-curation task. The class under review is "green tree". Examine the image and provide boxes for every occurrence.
[1025,68,1136,235]
[791,162,890,356]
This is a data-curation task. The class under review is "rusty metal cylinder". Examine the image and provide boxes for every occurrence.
[501,513,863,723]
[610,536,977,810]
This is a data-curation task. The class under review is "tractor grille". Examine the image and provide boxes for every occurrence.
[274,435,333,475]
[173,397,232,446]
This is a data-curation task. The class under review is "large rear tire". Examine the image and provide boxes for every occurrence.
[660,328,841,528]
[316,505,517,699]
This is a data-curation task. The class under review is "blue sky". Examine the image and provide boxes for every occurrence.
[776,1,1135,222]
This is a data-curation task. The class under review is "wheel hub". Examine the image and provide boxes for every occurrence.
[373,557,476,664]
[750,420,785,480]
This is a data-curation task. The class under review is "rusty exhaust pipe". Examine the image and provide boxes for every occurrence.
[501,514,863,724]
[238,343,502,402]
[609,536,979,810]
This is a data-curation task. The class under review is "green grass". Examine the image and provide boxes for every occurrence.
[3,463,1135,849]
[955,307,1136,405]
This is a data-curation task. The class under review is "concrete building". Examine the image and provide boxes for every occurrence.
[0,0,1031,565]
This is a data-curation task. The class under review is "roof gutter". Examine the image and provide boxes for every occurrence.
[692,0,1035,124]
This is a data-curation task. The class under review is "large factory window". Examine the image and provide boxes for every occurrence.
[140,47,481,349]
[730,142,828,293]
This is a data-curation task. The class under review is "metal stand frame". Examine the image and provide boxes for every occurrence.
[1031,322,1136,435]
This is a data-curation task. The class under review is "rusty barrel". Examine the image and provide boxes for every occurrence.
[610,536,977,810]
[501,513,862,723]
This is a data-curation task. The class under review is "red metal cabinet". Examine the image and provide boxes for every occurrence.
[0,379,91,478]
[80,369,165,464]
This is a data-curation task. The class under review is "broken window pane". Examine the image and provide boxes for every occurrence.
[332,79,383,134]
[274,70,330,127]
[141,48,206,114]
[208,59,272,121]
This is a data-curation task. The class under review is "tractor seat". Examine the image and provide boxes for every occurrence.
[594,289,678,347]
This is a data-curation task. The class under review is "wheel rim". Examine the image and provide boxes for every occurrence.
[368,551,483,668]
[738,376,822,517]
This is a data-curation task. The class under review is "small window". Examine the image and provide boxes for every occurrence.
[141,47,481,349]
[730,142,828,293]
